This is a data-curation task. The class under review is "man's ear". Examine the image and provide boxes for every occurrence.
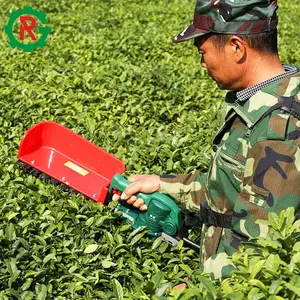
[228,36,247,63]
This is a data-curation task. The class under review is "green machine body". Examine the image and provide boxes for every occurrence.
[108,174,182,237]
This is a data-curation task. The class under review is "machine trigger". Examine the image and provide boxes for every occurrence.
[112,186,121,196]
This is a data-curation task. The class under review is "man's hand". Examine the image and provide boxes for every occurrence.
[112,174,161,211]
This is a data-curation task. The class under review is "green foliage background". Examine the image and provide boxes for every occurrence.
[0,0,299,299]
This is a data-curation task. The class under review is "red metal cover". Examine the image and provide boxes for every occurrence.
[18,121,126,203]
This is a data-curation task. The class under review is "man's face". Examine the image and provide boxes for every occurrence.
[194,35,241,90]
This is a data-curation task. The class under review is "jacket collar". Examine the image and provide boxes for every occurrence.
[225,65,299,128]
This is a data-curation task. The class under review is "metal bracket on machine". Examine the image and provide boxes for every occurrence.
[162,229,200,252]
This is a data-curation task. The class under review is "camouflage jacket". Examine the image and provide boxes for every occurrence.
[160,68,300,279]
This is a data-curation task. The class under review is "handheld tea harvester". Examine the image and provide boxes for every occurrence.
[18,121,199,250]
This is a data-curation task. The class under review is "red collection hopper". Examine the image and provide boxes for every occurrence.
[18,121,126,203]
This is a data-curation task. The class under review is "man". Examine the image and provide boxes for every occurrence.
[113,0,300,279]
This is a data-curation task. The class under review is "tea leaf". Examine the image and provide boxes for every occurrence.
[113,279,124,299]
[84,244,99,254]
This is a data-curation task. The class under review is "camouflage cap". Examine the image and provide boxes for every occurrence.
[174,0,278,43]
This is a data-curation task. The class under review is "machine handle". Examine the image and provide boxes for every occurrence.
[109,174,173,205]
[109,174,182,236]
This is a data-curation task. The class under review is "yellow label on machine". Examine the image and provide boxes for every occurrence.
[64,161,89,176]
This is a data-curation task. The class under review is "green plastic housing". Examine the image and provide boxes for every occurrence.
[109,174,182,237]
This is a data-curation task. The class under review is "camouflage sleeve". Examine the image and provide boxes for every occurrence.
[159,171,208,212]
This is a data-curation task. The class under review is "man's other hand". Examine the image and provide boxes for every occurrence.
[111,174,161,211]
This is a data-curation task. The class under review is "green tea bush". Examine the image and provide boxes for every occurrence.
[170,208,300,300]
[0,0,299,299]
